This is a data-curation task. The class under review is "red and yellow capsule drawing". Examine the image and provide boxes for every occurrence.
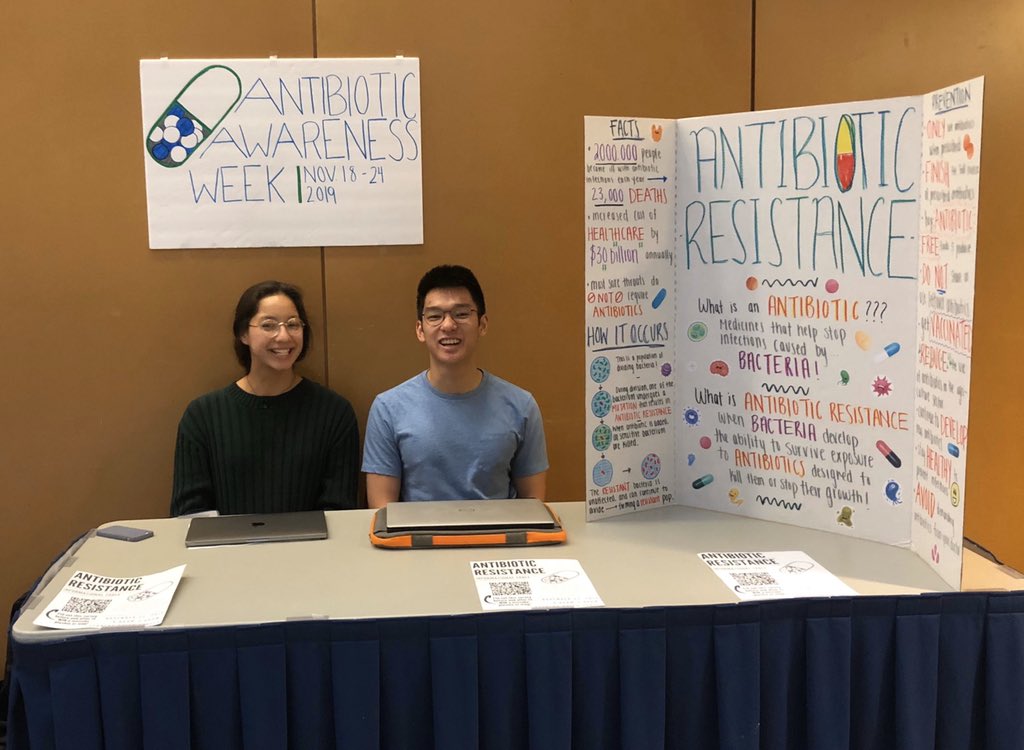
[834,114,856,192]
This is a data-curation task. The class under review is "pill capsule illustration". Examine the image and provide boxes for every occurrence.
[947,443,960,458]
[873,342,901,362]
[876,440,901,468]
[146,65,242,168]
[652,288,668,309]
[692,474,714,489]
[835,114,856,192]
[855,330,871,351]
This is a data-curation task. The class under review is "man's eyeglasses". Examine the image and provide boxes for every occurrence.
[421,307,478,327]
[249,319,305,335]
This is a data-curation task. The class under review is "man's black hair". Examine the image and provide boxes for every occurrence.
[416,265,486,317]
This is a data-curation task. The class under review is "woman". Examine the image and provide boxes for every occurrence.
[170,281,359,516]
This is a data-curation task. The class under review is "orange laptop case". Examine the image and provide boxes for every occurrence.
[369,499,567,549]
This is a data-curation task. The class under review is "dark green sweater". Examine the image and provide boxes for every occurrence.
[171,379,359,516]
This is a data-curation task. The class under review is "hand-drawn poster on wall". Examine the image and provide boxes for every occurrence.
[583,77,982,587]
[140,58,422,249]
[584,117,677,519]
[911,78,983,584]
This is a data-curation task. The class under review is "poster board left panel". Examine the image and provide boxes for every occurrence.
[584,116,677,520]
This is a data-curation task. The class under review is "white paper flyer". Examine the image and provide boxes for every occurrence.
[33,565,186,630]
[470,559,604,611]
[699,551,855,601]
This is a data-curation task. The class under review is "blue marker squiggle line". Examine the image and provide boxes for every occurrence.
[756,495,803,511]
[760,384,810,396]
[761,279,820,288]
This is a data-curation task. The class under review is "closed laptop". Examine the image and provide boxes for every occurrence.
[185,510,328,547]
[384,498,556,532]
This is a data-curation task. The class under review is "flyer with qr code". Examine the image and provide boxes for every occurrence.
[470,559,604,611]
[33,565,186,630]
[699,551,856,601]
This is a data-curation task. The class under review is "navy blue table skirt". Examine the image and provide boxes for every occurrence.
[8,592,1024,750]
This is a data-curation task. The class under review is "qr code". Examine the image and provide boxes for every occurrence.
[489,581,532,597]
[64,597,111,614]
[732,572,778,587]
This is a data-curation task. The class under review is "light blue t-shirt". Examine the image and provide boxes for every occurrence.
[362,371,549,501]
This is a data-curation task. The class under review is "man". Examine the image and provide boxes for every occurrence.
[362,264,548,506]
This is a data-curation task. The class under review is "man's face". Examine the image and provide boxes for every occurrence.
[416,287,487,368]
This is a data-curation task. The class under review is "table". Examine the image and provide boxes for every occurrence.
[8,503,1024,749]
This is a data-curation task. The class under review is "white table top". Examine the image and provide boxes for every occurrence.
[13,502,956,643]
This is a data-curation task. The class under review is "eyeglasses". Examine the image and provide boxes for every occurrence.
[421,307,478,327]
[249,318,305,335]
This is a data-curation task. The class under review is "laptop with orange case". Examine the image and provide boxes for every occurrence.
[369,498,567,549]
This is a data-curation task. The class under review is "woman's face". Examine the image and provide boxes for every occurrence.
[239,294,304,374]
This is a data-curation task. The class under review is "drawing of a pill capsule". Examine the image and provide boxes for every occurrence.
[875,440,901,468]
[145,65,242,168]
[834,114,856,192]
[692,474,714,489]
[873,342,900,362]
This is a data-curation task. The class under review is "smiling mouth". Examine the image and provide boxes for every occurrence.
[439,338,461,347]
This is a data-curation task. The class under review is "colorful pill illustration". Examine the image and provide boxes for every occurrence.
[652,288,668,309]
[835,114,856,192]
[873,342,901,362]
[146,65,242,168]
[692,474,714,489]
[875,440,902,468]
[855,330,871,351]
[947,443,960,458]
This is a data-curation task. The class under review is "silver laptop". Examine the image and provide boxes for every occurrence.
[384,498,555,532]
[185,510,328,547]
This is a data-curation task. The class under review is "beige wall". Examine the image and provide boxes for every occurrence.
[0,0,751,670]
[3,0,1021,676]
[316,0,754,504]
[1,0,323,669]
[755,0,1024,572]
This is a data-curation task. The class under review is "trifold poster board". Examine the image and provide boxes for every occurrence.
[140,58,422,249]
[584,77,982,587]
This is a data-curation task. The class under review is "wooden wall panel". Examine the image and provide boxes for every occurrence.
[5,0,1021,687]
[317,0,754,502]
[1,0,753,673]
[755,0,1024,570]
[0,1,319,667]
